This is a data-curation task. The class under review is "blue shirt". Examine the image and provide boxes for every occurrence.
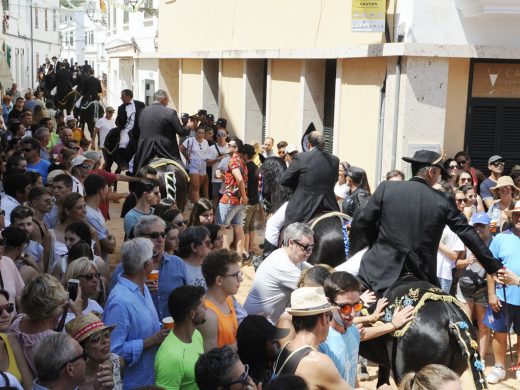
[27,159,51,184]
[110,253,188,320]
[123,208,153,238]
[103,274,162,389]
[319,325,360,387]
[490,230,520,306]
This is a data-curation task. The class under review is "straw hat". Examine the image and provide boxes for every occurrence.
[65,312,115,343]
[286,287,332,317]
[505,201,520,218]
[490,176,520,194]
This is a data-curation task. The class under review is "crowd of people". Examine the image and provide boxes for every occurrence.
[1,80,520,390]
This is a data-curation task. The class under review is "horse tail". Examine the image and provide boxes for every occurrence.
[445,302,487,390]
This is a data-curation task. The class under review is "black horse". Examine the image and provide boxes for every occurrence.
[260,157,487,389]
[146,158,189,212]
[55,89,81,115]
[78,98,104,145]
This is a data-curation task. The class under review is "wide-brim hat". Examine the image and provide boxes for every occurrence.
[490,176,520,194]
[286,287,332,317]
[65,312,115,343]
[402,150,447,174]
[505,201,520,218]
[72,155,94,168]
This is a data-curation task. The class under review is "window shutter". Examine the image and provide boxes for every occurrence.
[466,101,498,172]
[322,59,336,154]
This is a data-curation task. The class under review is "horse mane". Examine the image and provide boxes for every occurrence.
[349,205,370,257]
[259,157,293,213]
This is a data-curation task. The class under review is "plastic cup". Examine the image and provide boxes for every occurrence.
[162,316,174,330]
[148,270,159,284]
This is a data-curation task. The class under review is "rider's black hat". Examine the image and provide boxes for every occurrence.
[402,150,447,174]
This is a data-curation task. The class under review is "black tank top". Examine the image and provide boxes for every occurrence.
[273,345,314,376]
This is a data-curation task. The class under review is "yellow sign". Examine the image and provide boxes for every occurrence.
[352,0,386,33]
[472,63,520,98]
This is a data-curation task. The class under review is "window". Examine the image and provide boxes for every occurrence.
[34,6,39,29]
[53,9,56,31]
[45,8,48,31]
[144,0,154,19]
[112,5,116,28]
[69,33,73,47]
[2,0,9,11]
[123,0,129,24]
[322,59,337,153]
[36,53,40,69]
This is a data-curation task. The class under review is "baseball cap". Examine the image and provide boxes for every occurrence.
[71,155,94,168]
[84,151,101,163]
[488,155,504,165]
[510,165,520,175]
[345,166,365,182]
[237,315,290,343]
[65,114,76,122]
[286,144,299,154]
[216,117,227,129]
[106,106,115,113]
[471,212,490,226]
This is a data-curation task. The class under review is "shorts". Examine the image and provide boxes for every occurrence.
[455,284,488,307]
[218,202,244,226]
[242,204,259,233]
[187,159,207,175]
[483,301,520,334]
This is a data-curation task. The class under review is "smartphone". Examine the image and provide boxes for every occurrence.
[68,279,79,301]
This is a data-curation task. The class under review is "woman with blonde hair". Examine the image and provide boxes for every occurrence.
[399,364,461,390]
[62,257,103,323]
[487,175,519,234]
[8,274,82,376]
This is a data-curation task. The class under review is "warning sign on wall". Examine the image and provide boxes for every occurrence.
[351,0,386,33]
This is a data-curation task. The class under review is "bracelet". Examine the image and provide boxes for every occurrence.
[390,321,397,331]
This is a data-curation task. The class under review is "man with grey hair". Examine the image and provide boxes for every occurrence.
[111,215,188,320]
[132,89,190,174]
[281,130,339,226]
[103,238,169,388]
[33,333,87,390]
[34,127,51,161]
[244,222,314,323]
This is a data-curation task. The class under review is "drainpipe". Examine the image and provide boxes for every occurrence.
[375,79,386,185]
[390,54,402,170]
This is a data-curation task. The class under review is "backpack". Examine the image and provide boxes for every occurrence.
[103,126,122,155]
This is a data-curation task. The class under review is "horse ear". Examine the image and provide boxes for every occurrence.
[301,122,316,152]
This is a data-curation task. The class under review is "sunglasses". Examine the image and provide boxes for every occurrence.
[334,300,364,315]
[21,148,33,152]
[217,132,226,137]
[459,177,471,182]
[145,231,167,239]
[79,272,101,281]
[88,329,111,344]
[223,364,249,389]
[448,165,458,169]
[492,161,505,167]
[174,220,187,227]
[81,164,92,170]
[73,147,81,151]
[229,143,238,148]
[457,160,467,166]
[292,240,315,254]
[0,303,14,315]
[455,198,468,203]
[223,271,243,281]
[59,350,88,370]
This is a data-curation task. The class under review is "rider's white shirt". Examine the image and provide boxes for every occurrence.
[265,202,288,246]
[119,100,136,148]
[335,247,368,276]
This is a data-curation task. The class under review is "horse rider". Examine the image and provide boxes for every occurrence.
[280,130,339,226]
[54,61,73,105]
[79,68,101,101]
[356,150,502,297]
[132,90,190,174]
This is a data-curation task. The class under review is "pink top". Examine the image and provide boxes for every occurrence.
[8,315,56,376]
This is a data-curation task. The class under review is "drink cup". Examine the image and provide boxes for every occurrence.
[148,270,159,285]
[162,316,174,330]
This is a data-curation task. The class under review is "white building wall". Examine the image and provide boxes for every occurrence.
[4,0,61,91]
[106,0,158,107]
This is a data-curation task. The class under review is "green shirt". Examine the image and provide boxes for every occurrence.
[154,329,203,390]
[47,132,60,150]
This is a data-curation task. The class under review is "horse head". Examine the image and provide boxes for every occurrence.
[259,156,292,213]
[147,158,189,212]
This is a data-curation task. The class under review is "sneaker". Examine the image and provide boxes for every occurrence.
[486,364,506,384]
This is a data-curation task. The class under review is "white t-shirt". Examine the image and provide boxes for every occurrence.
[182,137,210,161]
[243,248,310,323]
[436,226,465,280]
[207,143,229,183]
[65,298,104,324]
[95,116,116,147]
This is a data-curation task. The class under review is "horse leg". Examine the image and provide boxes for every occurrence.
[376,365,391,388]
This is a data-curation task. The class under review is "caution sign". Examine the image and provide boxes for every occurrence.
[351,0,386,32]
